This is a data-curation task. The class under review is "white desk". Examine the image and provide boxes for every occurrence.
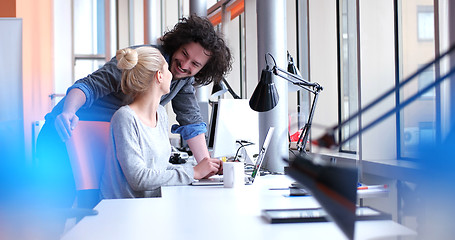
[62,175,416,240]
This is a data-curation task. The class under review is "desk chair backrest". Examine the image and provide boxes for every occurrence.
[66,121,110,191]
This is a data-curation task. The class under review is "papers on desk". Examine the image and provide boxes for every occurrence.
[262,206,392,224]
[357,183,388,190]
[357,184,389,199]
[287,183,390,198]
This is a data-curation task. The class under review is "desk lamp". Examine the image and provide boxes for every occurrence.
[290,44,455,240]
[249,53,323,154]
[250,53,357,239]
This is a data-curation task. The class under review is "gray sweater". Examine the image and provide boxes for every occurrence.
[100,105,195,198]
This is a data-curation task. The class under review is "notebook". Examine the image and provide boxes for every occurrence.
[191,127,274,186]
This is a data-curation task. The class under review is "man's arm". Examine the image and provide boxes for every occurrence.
[186,133,210,162]
[54,55,123,141]
[187,133,223,176]
[168,78,223,174]
[54,88,86,142]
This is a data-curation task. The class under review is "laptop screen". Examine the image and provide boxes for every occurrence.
[250,127,274,181]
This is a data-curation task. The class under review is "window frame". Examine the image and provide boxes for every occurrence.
[72,0,115,85]
[396,0,443,160]
[337,0,360,154]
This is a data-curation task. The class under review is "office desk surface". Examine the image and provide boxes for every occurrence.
[62,175,416,240]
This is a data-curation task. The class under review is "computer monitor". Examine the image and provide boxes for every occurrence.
[207,102,219,149]
[208,99,259,159]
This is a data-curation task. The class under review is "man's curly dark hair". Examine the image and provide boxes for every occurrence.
[160,14,232,86]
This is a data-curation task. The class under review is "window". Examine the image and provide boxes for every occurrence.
[73,0,110,83]
[417,6,434,41]
[398,1,437,159]
[338,0,359,153]
[418,66,435,98]
[207,0,246,99]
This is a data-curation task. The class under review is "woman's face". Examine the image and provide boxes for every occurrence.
[161,61,173,94]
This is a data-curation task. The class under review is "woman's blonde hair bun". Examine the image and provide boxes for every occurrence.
[116,48,138,70]
[116,46,165,101]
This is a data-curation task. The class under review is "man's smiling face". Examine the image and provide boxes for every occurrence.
[170,42,211,80]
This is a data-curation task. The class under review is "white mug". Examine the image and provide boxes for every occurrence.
[223,161,244,188]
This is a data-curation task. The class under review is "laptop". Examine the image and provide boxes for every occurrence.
[191,127,275,186]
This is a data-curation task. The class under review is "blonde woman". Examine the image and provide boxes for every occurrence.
[101,47,220,198]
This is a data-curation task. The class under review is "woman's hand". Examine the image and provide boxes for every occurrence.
[193,157,223,180]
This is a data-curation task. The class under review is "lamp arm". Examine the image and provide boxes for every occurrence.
[273,66,322,91]
[257,52,323,153]
[268,59,323,154]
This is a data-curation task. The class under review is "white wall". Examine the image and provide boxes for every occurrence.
[118,0,130,48]
[163,0,180,32]
[118,0,145,48]
[309,0,339,139]
[359,0,396,161]
[225,16,242,98]
[0,19,25,161]
[244,0,258,98]
[130,0,144,46]
[53,0,73,97]
[287,0,299,117]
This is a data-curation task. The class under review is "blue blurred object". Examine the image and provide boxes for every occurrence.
[416,128,455,239]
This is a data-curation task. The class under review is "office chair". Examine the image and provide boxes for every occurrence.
[66,121,110,211]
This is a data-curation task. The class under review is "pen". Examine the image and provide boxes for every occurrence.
[357,184,388,190]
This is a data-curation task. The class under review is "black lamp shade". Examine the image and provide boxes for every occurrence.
[249,68,279,112]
